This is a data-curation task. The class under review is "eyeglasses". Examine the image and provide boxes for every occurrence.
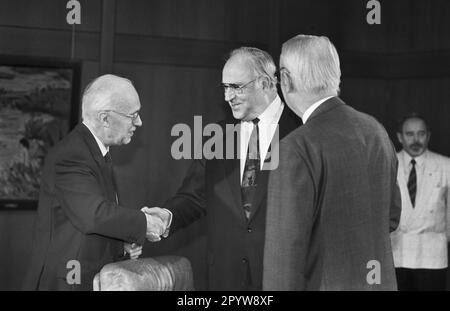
[104,110,140,121]
[220,77,259,95]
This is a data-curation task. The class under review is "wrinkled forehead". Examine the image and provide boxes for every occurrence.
[111,85,140,112]
[222,56,254,83]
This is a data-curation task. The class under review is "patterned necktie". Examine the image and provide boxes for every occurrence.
[407,158,417,207]
[241,118,260,219]
[104,152,118,204]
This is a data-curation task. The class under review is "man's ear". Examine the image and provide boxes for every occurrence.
[260,76,274,91]
[98,111,110,127]
[280,71,293,93]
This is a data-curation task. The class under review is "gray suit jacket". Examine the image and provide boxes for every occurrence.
[263,97,401,290]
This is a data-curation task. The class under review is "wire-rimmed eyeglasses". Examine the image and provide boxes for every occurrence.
[104,109,140,121]
[220,77,259,95]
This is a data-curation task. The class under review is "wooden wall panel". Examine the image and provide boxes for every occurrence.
[116,0,231,40]
[116,0,271,45]
[0,27,99,60]
[280,0,340,44]
[0,211,36,290]
[0,0,102,32]
[114,34,244,68]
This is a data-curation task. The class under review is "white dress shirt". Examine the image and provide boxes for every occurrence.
[239,96,284,182]
[301,96,334,124]
[82,121,109,156]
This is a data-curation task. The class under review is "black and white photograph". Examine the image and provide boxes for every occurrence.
[0,0,450,298]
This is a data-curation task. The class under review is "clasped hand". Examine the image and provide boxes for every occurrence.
[141,206,171,242]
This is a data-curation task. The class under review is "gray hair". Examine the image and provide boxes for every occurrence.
[281,35,341,96]
[227,47,278,89]
[81,74,134,123]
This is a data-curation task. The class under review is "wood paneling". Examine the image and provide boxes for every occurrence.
[341,51,450,79]
[100,0,116,73]
[0,27,99,60]
[0,0,102,32]
[115,0,271,44]
[114,34,266,68]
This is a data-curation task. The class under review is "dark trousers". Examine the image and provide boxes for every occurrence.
[395,267,447,291]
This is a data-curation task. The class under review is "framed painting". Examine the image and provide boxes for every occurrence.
[0,55,81,210]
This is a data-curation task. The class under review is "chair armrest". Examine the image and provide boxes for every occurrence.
[93,256,194,291]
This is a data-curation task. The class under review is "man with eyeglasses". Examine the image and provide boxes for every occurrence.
[24,74,166,290]
[142,47,301,290]
[263,35,401,290]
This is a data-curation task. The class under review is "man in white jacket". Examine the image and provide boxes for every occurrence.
[392,113,450,290]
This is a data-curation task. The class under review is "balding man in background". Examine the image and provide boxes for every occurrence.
[392,113,450,291]
[24,74,165,291]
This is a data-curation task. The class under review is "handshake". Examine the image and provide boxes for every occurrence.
[124,207,171,260]
[141,206,172,242]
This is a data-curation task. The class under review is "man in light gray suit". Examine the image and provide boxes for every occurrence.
[263,34,401,290]
[392,113,450,291]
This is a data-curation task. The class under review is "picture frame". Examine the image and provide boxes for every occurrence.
[0,55,81,210]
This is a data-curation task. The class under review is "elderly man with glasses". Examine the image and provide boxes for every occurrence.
[142,47,301,290]
[24,74,166,291]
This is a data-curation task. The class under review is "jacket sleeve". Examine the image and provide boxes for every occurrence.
[163,158,207,233]
[54,155,147,245]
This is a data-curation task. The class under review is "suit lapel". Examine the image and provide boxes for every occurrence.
[78,124,117,204]
[248,104,302,222]
[222,120,247,221]
[397,152,415,226]
[416,153,438,210]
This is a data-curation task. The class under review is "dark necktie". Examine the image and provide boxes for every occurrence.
[104,151,112,164]
[104,152,118,204]
[241,118,260,219]
[407,159,417,207]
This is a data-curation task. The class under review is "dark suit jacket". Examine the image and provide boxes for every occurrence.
[164,105,301,290]
[263,97,401,291]
[24,124,146,291]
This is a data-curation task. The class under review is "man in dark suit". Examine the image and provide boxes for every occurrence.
[24,74,165,290]
[263,35,401,290]
[143,47,301,290]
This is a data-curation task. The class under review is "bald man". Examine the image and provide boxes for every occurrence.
[24,74,165,290]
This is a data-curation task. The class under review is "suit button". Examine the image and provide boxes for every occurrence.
[247,227,252,233]
[242,258,248,264]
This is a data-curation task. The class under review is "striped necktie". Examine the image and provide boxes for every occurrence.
[407,158,417,207]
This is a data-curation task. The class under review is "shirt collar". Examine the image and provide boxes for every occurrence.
[402,149,427,167]
[241,95,282,125]
[302,95,334,123]
[82,121,109,156]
